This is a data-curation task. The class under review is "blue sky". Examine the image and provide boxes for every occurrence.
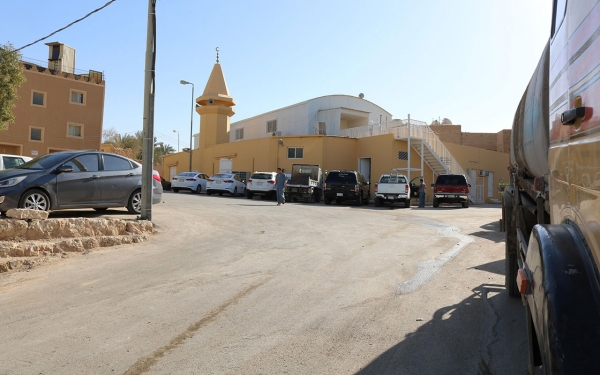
[1,0,552,151]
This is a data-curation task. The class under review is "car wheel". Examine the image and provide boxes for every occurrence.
[324,197,331,205]
[356,193,362,206]
[195,185,202,194]
[433,197,439,208]
[94,208,109,212]
[247,191,254,199]
[173,188,179,193]
[405,199,411,208]
[462,200,470,208]
[374,198,382,207]
[20,189,50,211]
[127,189,142,214]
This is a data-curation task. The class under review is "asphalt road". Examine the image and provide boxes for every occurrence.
[0,192,531,375]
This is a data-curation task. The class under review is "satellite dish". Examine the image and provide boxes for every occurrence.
[359,93,364,99]
[208,98,214,104]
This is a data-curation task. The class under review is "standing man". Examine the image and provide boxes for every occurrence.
[418,178,426,208]
[275,167,288,206]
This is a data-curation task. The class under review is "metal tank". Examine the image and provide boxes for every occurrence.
[510,40,550,179]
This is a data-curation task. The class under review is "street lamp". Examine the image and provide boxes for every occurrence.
[180,80,194,172]
[172,129,179,152]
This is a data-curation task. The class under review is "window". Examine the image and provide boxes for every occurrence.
[2,156,27,169]
[267,119,277,133]
[318,122,326,135]
[103,154,133,171]
[67,123,83,138]
[551,0,567,38]
[32,91,45,106]
[235,128,244,140]
[287,147,304,159]
[63,154,99,172]
[70,89,85,105]
[29,127,44,142]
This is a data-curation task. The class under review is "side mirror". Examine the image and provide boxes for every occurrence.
[56,165,73,174]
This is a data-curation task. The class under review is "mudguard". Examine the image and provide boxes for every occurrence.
[525,223,600,373]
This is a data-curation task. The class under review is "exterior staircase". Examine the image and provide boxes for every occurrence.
[338,119,467,180]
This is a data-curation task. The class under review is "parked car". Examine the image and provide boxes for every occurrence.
[0,150,161,214]
[152,170,164,205]
[246,171,277,199]
[323,170,370,205]
[171,171,209,194]
[0,154,32,170]
[431,173,470,208]
[374,170,411,208]
[206,173,246,196]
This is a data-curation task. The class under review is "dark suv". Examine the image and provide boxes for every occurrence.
[431,174,470,208]
[323,170,370,205]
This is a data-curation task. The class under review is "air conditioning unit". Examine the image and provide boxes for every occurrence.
[272,131,281,136]
[479,170,489,177]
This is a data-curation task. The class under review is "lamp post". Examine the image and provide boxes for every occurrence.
[172,129,179,152]
[180,80,194,172]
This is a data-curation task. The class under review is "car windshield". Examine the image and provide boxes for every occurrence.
[17,153,75,170]
[251,173,273,179]
[326,172,357,184]
[212,174,231,179]
[436,175,467,185]
[178,172,195,177]
[380,175,407,183]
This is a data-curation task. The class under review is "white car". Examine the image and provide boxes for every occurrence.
[171,172,209,194]
[246,171,277,200]
[0,154,32,170]
[206,173,246,196]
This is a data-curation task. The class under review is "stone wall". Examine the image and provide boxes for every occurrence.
[461,133,498,151]
[429,124,511,154]
[429,125,462,144]
[496,129,511,153]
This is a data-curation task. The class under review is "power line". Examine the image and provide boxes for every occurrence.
[14,1,117,53]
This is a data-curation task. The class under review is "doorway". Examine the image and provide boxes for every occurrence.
[358,158,371,183]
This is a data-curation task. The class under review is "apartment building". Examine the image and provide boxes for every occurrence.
[0,42,105,157]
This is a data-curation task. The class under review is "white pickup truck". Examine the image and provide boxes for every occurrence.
[374,170,411,208]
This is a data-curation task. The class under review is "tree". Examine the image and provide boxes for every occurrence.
[0,42,27,131]
[154,142,175,165]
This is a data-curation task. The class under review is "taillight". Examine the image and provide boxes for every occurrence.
[248,179,253,183]
[172,177,177,181]
[224,180,234,183]
[268,180,275,184]
[186,178,195,181]
[153,174,161,182]
[405,185,409,194]
[208,179,214,182]
[355,185,359,193]
[374,183,378,193]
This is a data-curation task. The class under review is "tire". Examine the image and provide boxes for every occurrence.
[462,200,470,208]
[195,185,202,194]
[314,189,322,203]
[324,197,332,205]
[173,188,179,193]
[374,198,382,207]
[20,189,50,211]
[94,208,108,212]
[127,189,142,214]
[433,197,439,208]
[356,193,363,206]
[405,199,411,208]
[503,191,519,297]
[247,191,254,199]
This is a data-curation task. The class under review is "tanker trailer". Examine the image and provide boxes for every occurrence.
[502,1,600,373]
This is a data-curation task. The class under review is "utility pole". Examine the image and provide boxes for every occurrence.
[140,0,156,221]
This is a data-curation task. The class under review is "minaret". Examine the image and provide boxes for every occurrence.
[196,48,236,148]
